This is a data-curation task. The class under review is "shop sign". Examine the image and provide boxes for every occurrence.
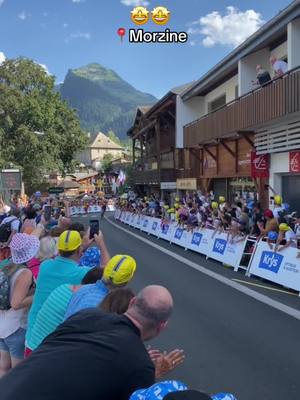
[160,182,177,190]
[289,151,300,173]
[251,151,269,178]
[176,178,197,191]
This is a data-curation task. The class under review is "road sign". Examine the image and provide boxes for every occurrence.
[48,187,65,194]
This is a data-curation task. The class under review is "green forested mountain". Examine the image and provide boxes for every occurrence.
[58,63,157,139]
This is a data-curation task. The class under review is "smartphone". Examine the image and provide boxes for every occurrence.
[89,219,99,239]
[44,205,52,221]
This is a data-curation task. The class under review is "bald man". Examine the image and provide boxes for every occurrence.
[0,285,183,400]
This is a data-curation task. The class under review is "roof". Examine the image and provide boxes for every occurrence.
[58,180,82,189]
[73,172,99,181]
[139,81,194,120]
[89,132,124,150]
[183,0,300,100]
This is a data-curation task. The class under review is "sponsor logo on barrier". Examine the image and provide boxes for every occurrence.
[161,224,169,234]
[258,251,283,273]
[191,232,203,246]
[126,214,130,221]
[152,222,158,231]
[213,239,227,255]
[143,219,149,228]
[137,217,141,225]
[174,228,183,240]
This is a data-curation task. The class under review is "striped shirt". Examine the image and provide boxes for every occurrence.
[28,284,74,351]
[64,280,109,320]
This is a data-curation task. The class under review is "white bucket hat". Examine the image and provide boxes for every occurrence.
[9,233,40,265]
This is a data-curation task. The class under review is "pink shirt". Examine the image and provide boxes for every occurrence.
[27,258,40,281]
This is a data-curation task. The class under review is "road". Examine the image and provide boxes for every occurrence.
[74,213,300,400]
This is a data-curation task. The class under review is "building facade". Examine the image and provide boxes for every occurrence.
[77,132,124,168]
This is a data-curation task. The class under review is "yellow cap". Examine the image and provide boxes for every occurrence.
[163,205,169,210]
[174,203,180,209]
[219,196,225,203]
[175,197,180,202]
[274,195,282,205]
[58,230,82,252]
[168,208,175,213]
[103,255,136,285]
[211,201,219,209]
[279,223,290,232]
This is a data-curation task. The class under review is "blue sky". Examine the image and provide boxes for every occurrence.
[0,0,292,98]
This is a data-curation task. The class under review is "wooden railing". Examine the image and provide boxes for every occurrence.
[184,67,300,147]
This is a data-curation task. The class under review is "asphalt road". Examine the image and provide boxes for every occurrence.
[74,213,300,400]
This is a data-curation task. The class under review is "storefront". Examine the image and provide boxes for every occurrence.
[269,150,300,212]
[176,178,197,198]
[160,181,177,203]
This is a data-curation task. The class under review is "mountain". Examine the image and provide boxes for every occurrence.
[58,63,157,139]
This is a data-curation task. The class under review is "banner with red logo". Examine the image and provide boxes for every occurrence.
[289,151,300,173]
[251,151,269,178]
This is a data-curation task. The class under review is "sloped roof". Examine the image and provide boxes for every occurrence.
[89,132,124,150]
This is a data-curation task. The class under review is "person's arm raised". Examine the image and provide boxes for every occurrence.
[94,231,110,268]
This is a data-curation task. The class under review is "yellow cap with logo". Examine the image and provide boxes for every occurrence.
[58,230,82,252]
[103,255,137,285]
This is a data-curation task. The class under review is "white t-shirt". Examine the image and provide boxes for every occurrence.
[273,206,283,220]
[1,216,21,232]
[285,230,297,246]
[273,60,288,75]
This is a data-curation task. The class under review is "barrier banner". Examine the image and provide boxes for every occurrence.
[69,207,77,216]
[158,222,174,242]
[115,209,121,220]
[80,207,86,215]
[185,229,211,256]
[134,214,142,229]
[125,212,131,224]
[149,218,161,236]
[140,216,151,233]
[107,205,116,212]
[207,232,246,268]
[129,213,137,226]
[170,227,188,247]
[120,212,127,223]
[248,241,300,291]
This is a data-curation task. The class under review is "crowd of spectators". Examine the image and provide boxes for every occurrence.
[117,191,300,255]
[0,194,238,399]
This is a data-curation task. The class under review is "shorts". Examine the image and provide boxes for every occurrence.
[0,328,26,360]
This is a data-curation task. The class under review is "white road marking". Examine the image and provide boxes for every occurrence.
[106,217,300,321]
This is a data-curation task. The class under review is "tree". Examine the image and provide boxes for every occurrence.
[101,153,113,173]
[0,57,87,190]
[107,130,121,146]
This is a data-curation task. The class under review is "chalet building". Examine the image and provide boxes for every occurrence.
[128,85,194,201]
[76,132,124,169]
[181,1,300,210]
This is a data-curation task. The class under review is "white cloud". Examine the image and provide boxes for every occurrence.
[0,52,6,65]
[63,23,69,29]
[18,11,31,20]
[121,0,149,6]
[65,31,91,43]
[72,0,85,3]
[42,12,48,17]
[0,0,5,7]
[189,6,264,48]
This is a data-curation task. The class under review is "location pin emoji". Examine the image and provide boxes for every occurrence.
[117,27,126,42]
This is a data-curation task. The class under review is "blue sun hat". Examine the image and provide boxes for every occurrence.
[79,246,101,268]
[130,381,188,400]
[267,230,278,241]
[212,394,237,400]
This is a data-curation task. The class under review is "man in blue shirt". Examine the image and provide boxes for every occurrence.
[26,230,108,352]
[64,254,136,320]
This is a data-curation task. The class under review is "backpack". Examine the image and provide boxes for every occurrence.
[0,264,24,310]
[0,217,18,243]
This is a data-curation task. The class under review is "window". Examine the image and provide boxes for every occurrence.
[235,85,239,99]
[208,94,226,112]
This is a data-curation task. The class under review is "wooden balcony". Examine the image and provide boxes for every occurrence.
[134,169,177,185]
[184,67,300,148]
